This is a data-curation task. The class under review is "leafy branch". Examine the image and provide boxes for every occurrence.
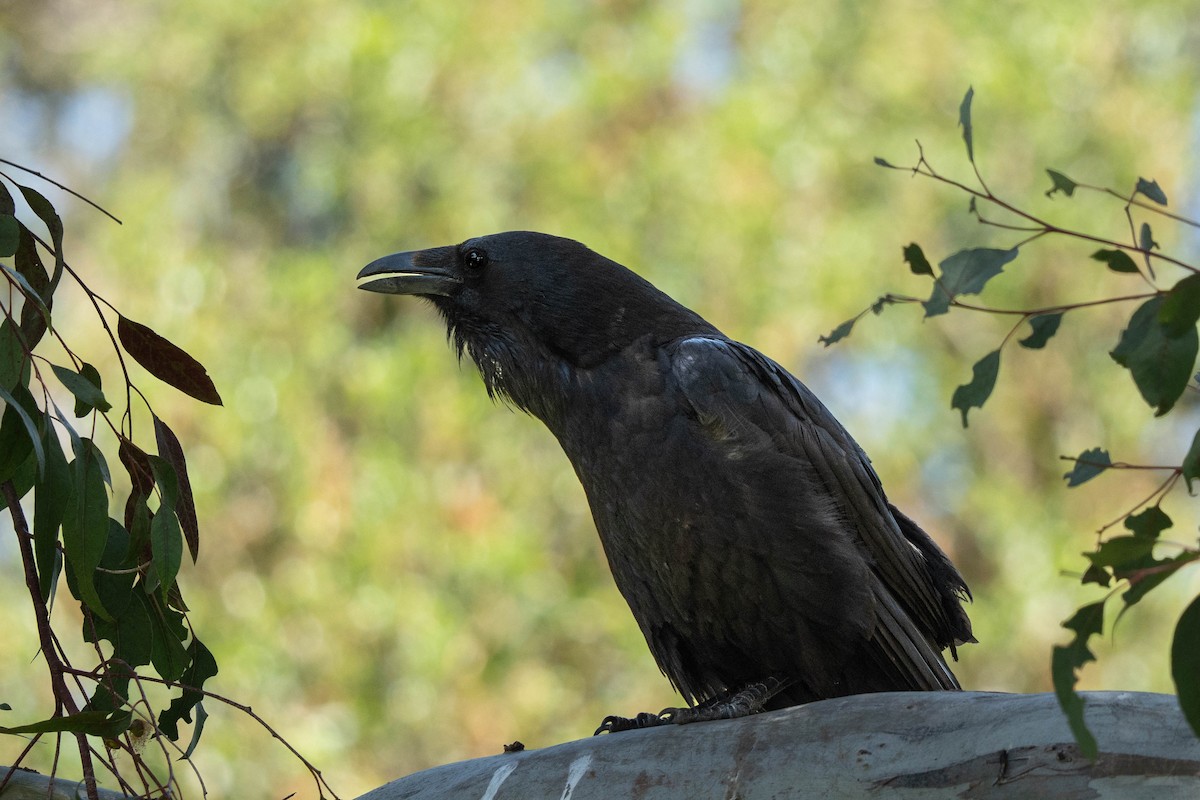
[827,89,1200,757]
[0,162,339,799]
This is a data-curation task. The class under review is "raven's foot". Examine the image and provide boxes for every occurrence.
[593,678,790,735]
[593,711,668,735]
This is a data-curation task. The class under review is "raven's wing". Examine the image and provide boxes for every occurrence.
[668,336,972,688]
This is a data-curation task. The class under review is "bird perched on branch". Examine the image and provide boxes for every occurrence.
[358,231,974,734]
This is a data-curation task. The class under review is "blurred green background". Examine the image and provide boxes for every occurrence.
[2,0,1199,796]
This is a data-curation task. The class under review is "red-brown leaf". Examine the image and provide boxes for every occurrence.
[154,414,199,562]
[117,316,222,406]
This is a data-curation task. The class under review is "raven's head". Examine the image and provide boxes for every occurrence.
[358,231,715,414]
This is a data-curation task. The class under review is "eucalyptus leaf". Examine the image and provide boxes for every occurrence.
[1045,169,1077,198]
[1172,595,1200,739]
[950,349,1000,427]
[1110,296,1197,416]
[1019,313,1063,350]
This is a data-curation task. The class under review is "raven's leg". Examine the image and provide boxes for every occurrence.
[594,678,790,735]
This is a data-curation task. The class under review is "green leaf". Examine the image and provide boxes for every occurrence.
[95,519,135,619]
[1124,505,1172,539]
[818,317,856,347]
[155,415,200,561]
[88,588,154,670]
[1135,177,1168,206]
[117,315,223,405]
[1110,296,1198,416]
[0,213,17,256]
[1183,428,1200,493]
[958,86,975,163]
[143,592,190,682]
[148,454,180,511]
[1124,552,1200,607]
[159,637,219,742]
[1045,169,1077,198]
[1172,595,1200,740]
[923,247,1019,317]
[0,383,44,478]
[1139,222,1159,252]
[34,415,71,601]
[0,318,29,393]
[16,183,64,286]
[1051,601,1105,759]
[62,437,112,620]
[0,709,130,737]
[0,262,51,341]
[1063,447,1111,487]
[118,436,156,496]
[151,505,183,603]
[1081,564,1111,587]
[903,242,934,277]
[1090,249,1140,274]
[1158,274,1200,339]
[181,702,209,757]
[1085,536,1156,569]
[951,349,1000,427]
[85,661,137,715]
[1018,312,1063,349]
[15,224,51,349]
[0,399,35,486]
[51,363,112,416]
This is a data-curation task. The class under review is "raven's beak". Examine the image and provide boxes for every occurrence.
[357,246,461,296]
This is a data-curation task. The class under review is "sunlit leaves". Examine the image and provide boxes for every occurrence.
[1110,296,1197,416]
[1173,596,1200,739]
[1019,313,1063,349]
[923,247,1018,317]
[1062,448,1111,487]
[118,315,223,406]
[951,349,1000,427]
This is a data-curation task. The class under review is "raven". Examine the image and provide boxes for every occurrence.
[358,231,973,733]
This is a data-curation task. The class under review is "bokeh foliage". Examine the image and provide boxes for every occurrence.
[2,0,1198,796]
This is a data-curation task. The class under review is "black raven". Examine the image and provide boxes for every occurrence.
[358,231,973,733]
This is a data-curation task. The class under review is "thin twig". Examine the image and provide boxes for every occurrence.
[0,158,123,224]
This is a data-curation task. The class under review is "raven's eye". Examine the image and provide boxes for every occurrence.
[463,248,489,273]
